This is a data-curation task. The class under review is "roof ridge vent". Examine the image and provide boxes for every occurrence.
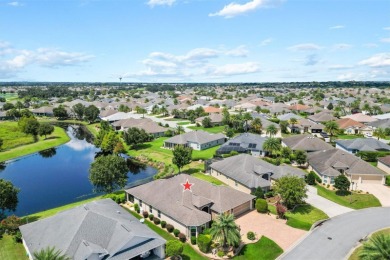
[83,240,90,247]
[121,224,131,232]
[83,205,89,210]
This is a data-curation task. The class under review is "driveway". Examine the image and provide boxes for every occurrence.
[279,207,390,260]
[236,211,306,250]
[358,183,390,207]
[306,186,353,218]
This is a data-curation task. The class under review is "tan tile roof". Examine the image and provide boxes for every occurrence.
[336,118,365,129]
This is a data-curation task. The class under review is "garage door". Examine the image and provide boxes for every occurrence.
[233,201,251,217]
[353,175,383,184]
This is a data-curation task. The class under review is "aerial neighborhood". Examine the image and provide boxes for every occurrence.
[0,82,390,260]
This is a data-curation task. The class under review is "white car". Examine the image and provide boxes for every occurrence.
[365,133,372,138]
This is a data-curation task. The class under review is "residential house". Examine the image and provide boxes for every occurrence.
[342,113,378,124]
[308,149,385,185]
[99,109,118,119]
[308,111,337,123]
[19,199,166,260]
[288,118,324,134]
[335,138,390,154]
[203,106,222,114]
[377,155,390,174]
[277,113,303,121]
[126,174,255,238]
[216,133,269,157]
[250,113,281,137]
[336,118,366,135]
[233,102,257,112]
[210,154,306,193]
[112,118,166,137]
[282,134,334,152]
[164,130,225,150]
[195,113,223,126]
[288,104,310,113]
[368,118,390,129]
[31,106,54,117]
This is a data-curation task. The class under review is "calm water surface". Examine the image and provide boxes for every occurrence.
[0,126,157,216]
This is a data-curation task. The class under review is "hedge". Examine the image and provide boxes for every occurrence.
[197,234,212,253]
[255,199,268,213]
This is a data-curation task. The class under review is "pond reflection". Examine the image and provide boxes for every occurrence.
[38,148,57,158]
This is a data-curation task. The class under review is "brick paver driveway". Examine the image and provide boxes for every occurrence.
[236,211,307,250]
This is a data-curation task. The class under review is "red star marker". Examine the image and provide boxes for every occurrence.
[182,179,193,192]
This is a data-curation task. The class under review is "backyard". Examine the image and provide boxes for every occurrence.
[316,184,382,209]
[234,236,284,260]
[188,125,225,134]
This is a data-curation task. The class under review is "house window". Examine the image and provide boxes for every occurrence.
[158,210,161,218]
[139,200,143,207]
[248,143,257,149]
[149,205,153,213]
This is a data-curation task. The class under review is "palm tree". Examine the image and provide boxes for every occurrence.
[160,106,168,116]
[279,120,289,134]
[289,118,298,133]
[262,138,282,158]
[359,234,390,260]
[266,124,278,137]
[33,247,71,260]
[210,213,241,249]
[176,125,184,135]
[243,112,253,132]
[373,127,386,140]
[171,108,180,118]
[324,121,339,140]
[250,118,262,134]
[255,105,261,114]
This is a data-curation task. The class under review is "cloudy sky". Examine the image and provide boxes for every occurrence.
[0,0,389,82]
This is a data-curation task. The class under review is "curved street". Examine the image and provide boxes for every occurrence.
[280,207,390,260]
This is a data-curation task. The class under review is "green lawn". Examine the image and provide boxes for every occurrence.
[0,234,28,260]
[0,125,70,162]
[188,125,225,134]
[0,121,35,150]
[177,121,191,125]
[349,228,390,260]
[0,93,18,101]
[234,236,283,260]
[316,184,381,209]
[125,209,208,260]
[285,205,328,231]
[191,172,226,186]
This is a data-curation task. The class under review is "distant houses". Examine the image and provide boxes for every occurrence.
[335,138,390,154]
[112,118,166,138]
[216,133,268,157]
[282,134,334,152]
[164,130,225,150]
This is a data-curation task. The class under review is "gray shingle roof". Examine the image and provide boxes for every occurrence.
[277,113,303,121]
[336,138,390,152]
[126,174,254,226]
[308,111,337,123]
[112,118,166,134]
[210,154,306,189]
[282,134,334,152]
[217,133,268,154]
[165,130,225,145]
[20,199,165,260]
[308,149,385,177]
[368,118,390,128]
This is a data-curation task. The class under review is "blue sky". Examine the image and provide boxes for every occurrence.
[0,0,389,82]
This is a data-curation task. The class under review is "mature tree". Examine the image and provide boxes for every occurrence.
[160,106,168,116]
[0,215,21,234]
[210,213,241,248]
[255,105,262,114]
[294,150,307,165]
[6,108,21,120]
[84,105,100,123]
[372,105,382,115]
[251,187,264,199]
[279,120,289,134]
[225,127,235,138]
[280,147,292,160]
[0,179,20,217]
[289,118,298,133]
[306,172,316,185]
[273,175,307,209]
[242,112,252,132]
[18,116,40,138]
[262,138,282,158]
[324,120,339,140]
[171,109,180,118]
[118,104,130,113]
[113,141,125,154]
[53,105,68,119]
[176,125,184,135]
[3,103,14,111]
[165,240,184,259]
[250,118,262,134]
[222,108,230,125]
[374,127,386,140]
[15,101,24,111]
[359,234,390,260]
[33,246,71,260]
[266,124,278,137]
[72,103,85,120]
[202,117,212,128]
[38,123,54,139]
[327,102,334,110]
[123,127,151,148]
[20,109,33,118]
[89,155,128,193]
[172,145,192,173]
[100,131,121,153]
[334,174,350,195]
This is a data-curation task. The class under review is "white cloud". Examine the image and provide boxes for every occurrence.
[332,43,352,50]
[329,25,345,30]
[358,53,390,67]
[381,38,390,43]
[147,0,175,7]
[8,1,24,7]
[383,27,390,30]
[287,43,322,51]
[260,38,273,46]
[328,64,354,70]
[225,45,249,57]
[208,62,261,76]
[209,0,274,18]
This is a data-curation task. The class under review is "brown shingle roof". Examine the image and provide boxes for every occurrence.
[336,118,365,129]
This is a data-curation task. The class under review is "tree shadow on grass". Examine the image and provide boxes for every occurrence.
[44,136,60,140]
[290,204,312,214]
[335,190,351,196]
[133,143,152,150]
[184,168,201,175]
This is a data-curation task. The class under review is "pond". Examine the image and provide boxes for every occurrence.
[0,125,157,216]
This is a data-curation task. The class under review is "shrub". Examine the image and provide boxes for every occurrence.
[265,191,274,198]
[202,228,211,235]
[178,233,186,242]
[326,184,330,188]
[276,203,287,219]
[255,199,268,213]
[142,211,149,218]
[191,236,197,245]
[217,251,225,257]
[197,234,212,253]
[306,172,316,185]
[386,175,390,186]
[247,231,256,240]
[312,171,322,184]
[13,231,22,243]
[153,217,160,225]
[251,187,264,199]
[1,215,21,234]
[165,123,169,127]
[173,229,180,237]
[134,203,140,213]
[165,240,183,258]
[148,214,154,221]
[166,224,174,233]
[161,221,167,228]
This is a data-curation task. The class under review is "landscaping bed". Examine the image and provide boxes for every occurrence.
[348,228,390,260]
[233,236,283,260]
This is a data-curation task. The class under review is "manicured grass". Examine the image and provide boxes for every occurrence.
[0,234,28,260]
[0,93,18,101]
[191,173,226,186]
[188,125,225,134]
[125,209,208,260]
[0,122,35,149]
[316,184,381,209]
[192,145,220,161]
[177,121,191,125]
[285,205,328,231]
[0,126,70,162]
[38,118,99,138]
[349,228,390,260]
[234,236,283,260]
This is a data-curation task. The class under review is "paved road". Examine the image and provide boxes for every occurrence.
[306,186,353,218]
[280,207,390,260]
